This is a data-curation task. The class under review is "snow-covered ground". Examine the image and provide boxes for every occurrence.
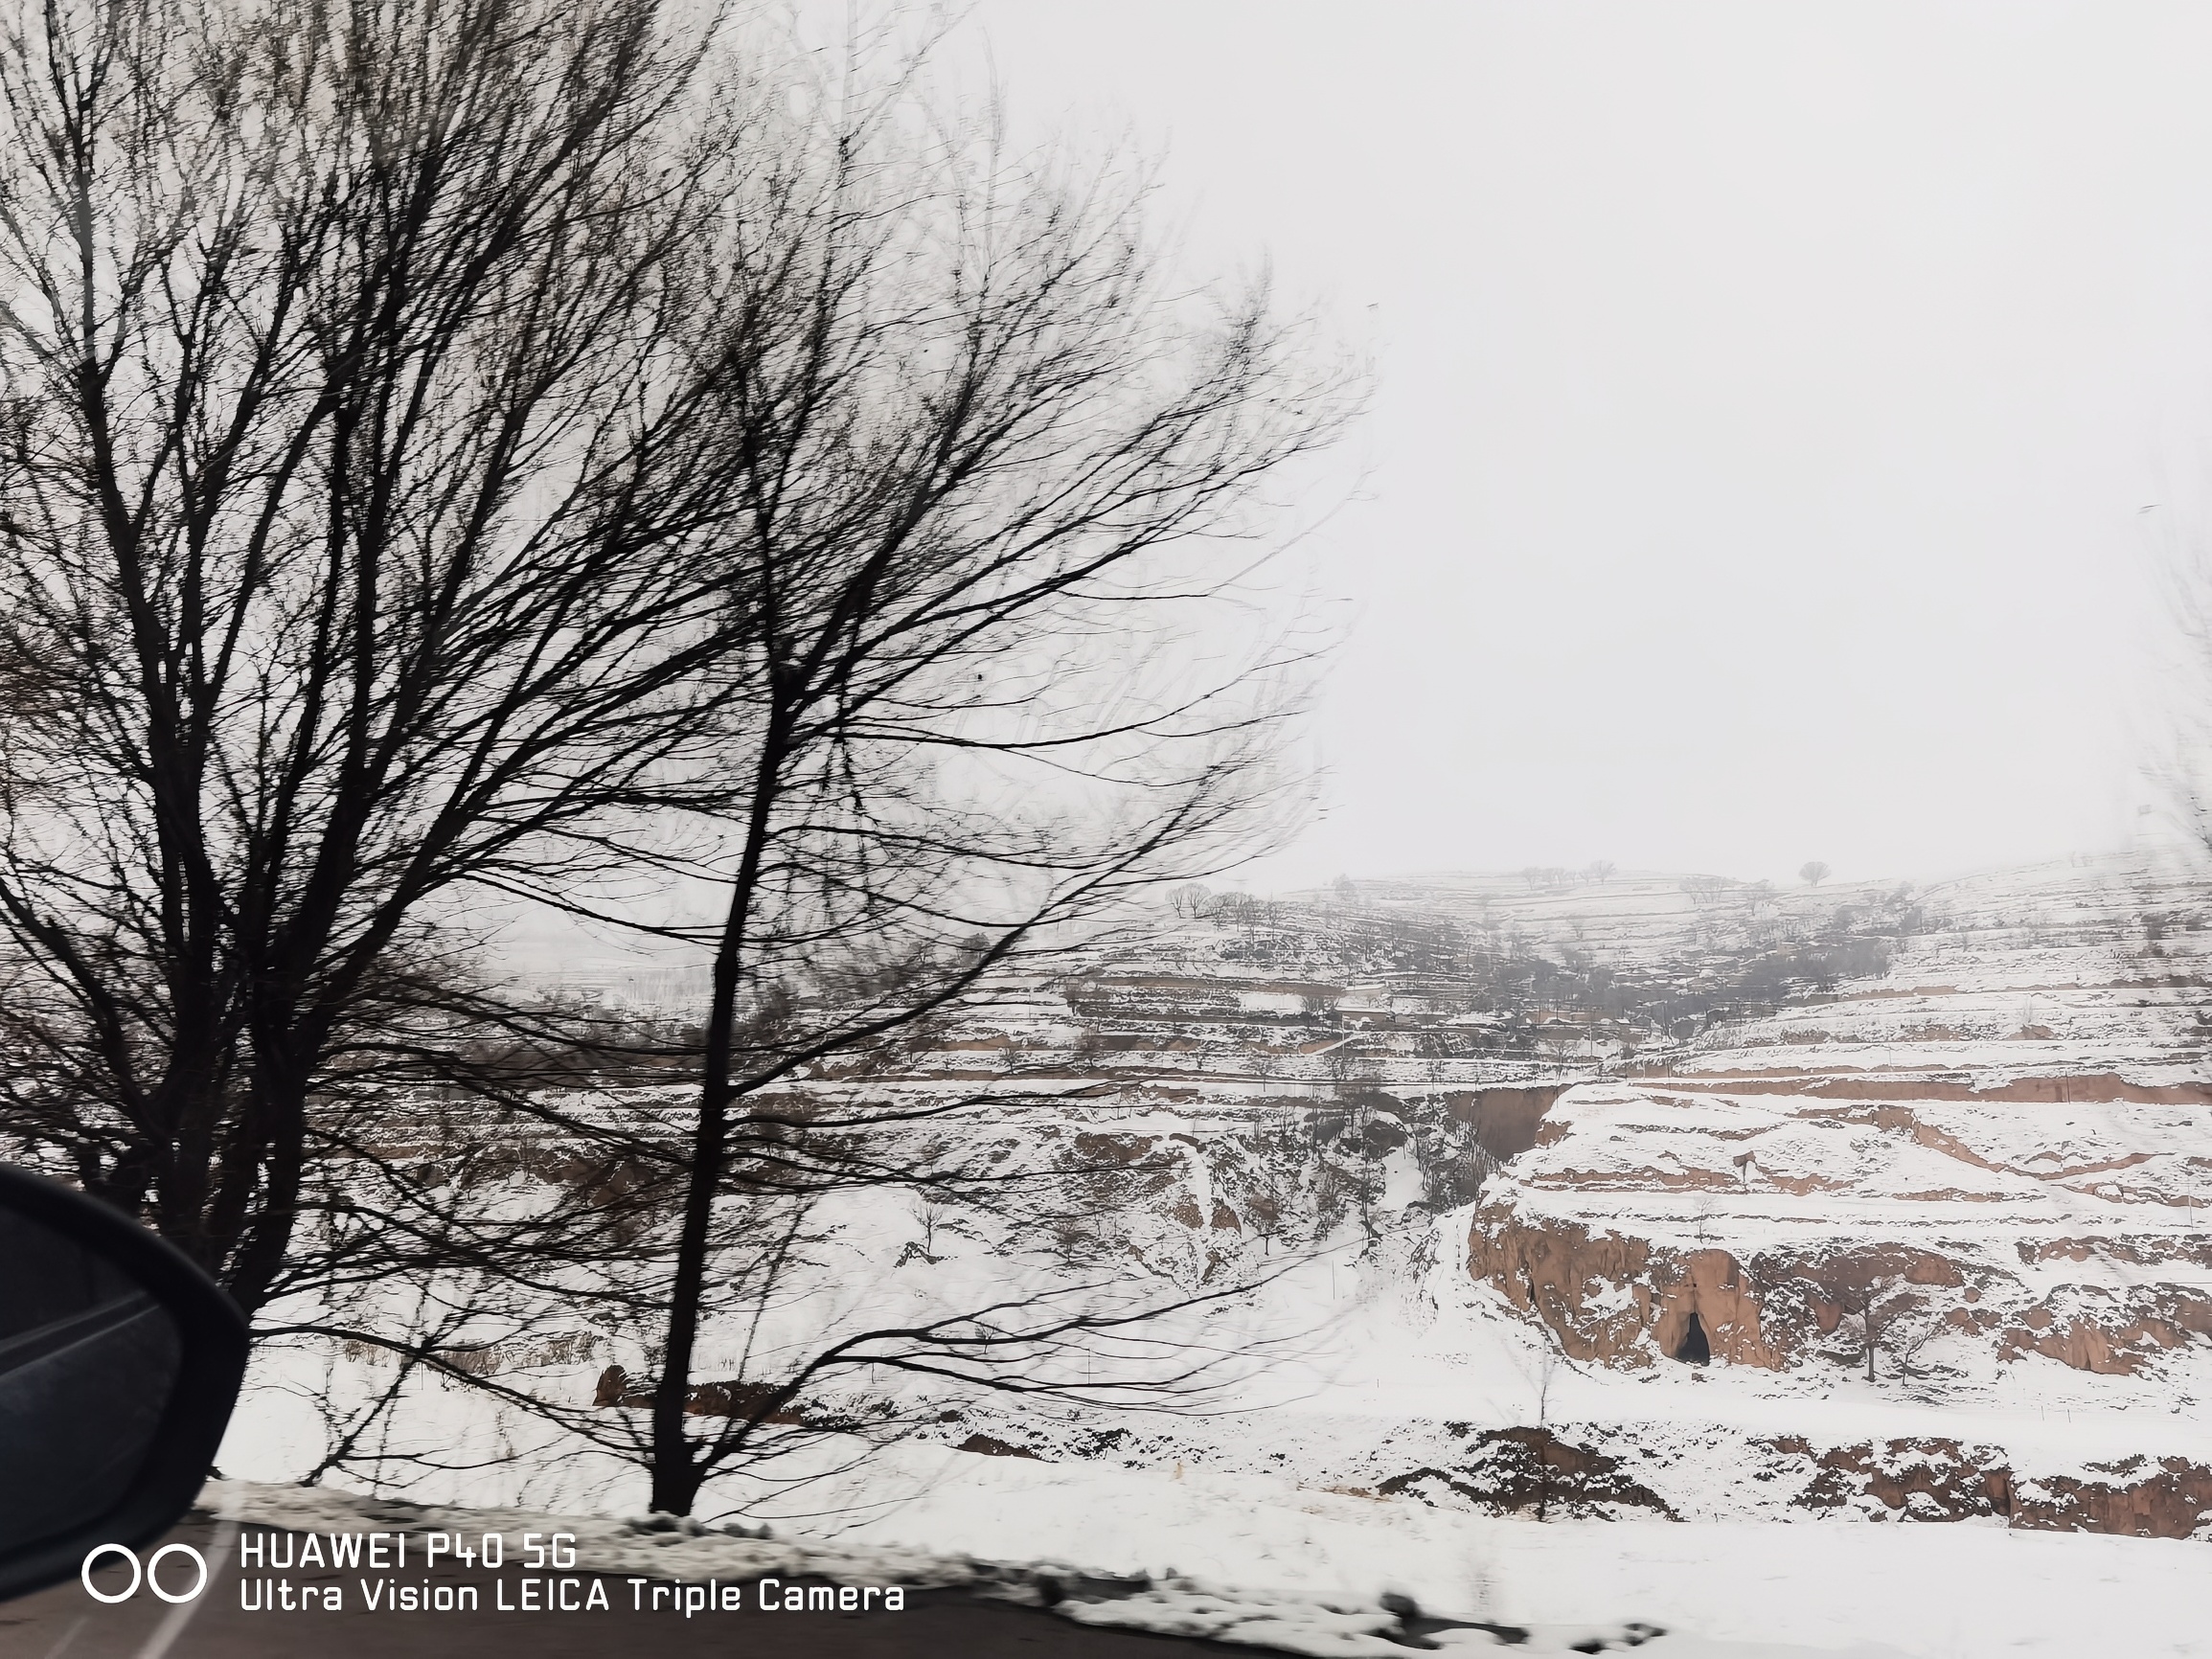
[791,1450,2210,1659]
[206,1443,2211,1658]
[218,1201,2212,1656]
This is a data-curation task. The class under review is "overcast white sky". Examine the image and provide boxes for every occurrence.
[946,2,2212,891]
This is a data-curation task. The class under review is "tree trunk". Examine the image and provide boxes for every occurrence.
[648,917,741,1516]
[650,739,783,1515]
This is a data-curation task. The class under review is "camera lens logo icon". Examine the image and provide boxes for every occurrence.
[81,1543,208,1603]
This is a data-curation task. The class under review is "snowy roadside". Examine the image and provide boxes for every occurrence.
[200,1468,2212,1658]
[742,1439,2210,1659]
[195,1478,1780,1656]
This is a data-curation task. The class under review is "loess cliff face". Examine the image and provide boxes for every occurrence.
[1469,1079,2212,1380]
[1445,857,2212,1536]
[1468,1210,1781,1369]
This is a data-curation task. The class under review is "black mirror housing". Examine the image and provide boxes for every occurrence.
[0,1165,249,1602]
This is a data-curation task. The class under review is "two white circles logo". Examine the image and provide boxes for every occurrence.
[80,1543,208,1603]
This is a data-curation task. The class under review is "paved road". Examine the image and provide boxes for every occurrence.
[0,1518,1233,1658]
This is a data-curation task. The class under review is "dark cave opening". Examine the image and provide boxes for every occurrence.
[1675,1309,1711,1365]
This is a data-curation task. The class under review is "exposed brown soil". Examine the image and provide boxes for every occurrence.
[1440,1084,1569,1158]
[1466,1212,1781,1369]
[1377,1427,1680,1520]
[1775,1436,2212,1537]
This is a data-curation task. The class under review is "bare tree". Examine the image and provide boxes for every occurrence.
[1170,883,1218,920]
[1529,1342,1565,1522]
[1799,861,1832,887]
[905,1194,946,1265]
[599,56,1347,1512]
[0,0,811,1306]
[0,0,1351,1522]
[1421,1115,1498,1212]
[1681,875,1733,910]
[1822,1274,1913,1383]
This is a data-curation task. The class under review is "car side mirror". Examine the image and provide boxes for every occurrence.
[0,1165,248,1602]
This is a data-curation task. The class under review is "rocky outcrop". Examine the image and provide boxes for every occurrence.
[2014,1456,2212,1537]
[1470,1079,2212,1381]
[956,1433,1039,1460]
[1374,1425,2212,1538]
[592,1367,808,1424]
[1466,1209,1779,1368]
[1775,1437,2212,1538]
[1466,1210,1658,1367]
[1995,1285,2212,1375]
[1431,1086,1566,1159]
[1377,1428,1679,1521]
[1649,1247,1780,1368]
[1783,1437,2012,1521]
[1471,1188,2212,1380]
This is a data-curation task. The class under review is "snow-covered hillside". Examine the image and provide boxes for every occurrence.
[218,850,2212,1658]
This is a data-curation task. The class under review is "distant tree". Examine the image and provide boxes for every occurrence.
[1681,875,1732,909]
[1216,893,1263,924]
[908,1195,946,1264]
[1243,1187,1288,1257]
[1535,1025,1583,1075]
[1531,1343,1564,1521]
[1799,861,1833,887]
[1585,860,1617,884]
[1171,883,1219,920]
[1417,1111,1497,1212]
[1332,875,1358,903]
[1820,1273,1913,1382]
[1323,1040,1374,1090]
